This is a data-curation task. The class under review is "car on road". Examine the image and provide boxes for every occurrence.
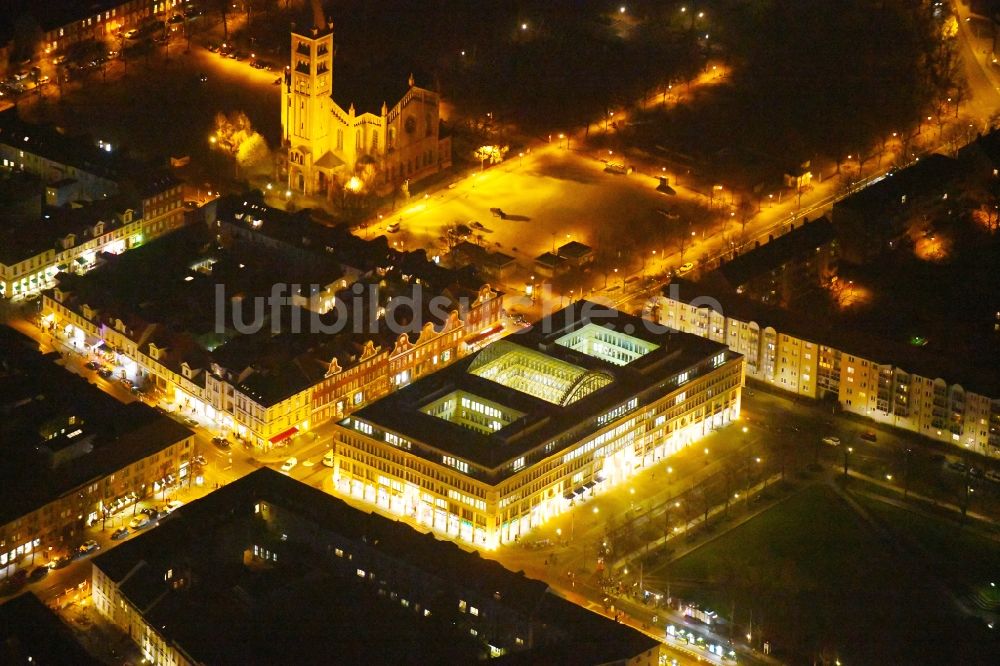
[273,76,283,85]
[130,385,144,396]
[111,527,130,540]
[212,436,230,451]
[197,72,208,83]
[85,361,101,370]
[193,455,207,466]
[387,221,401,233]
[28,565,50,582]
[124,29,140,39]
[183,417,199,428]
[129,515,150,530]
[51,555,73,569]
[860,430,877,442]
[97,367,113,379]
[821,436,841,447]
[676,262,694,275]
[323,450,335,468]
[140,508,160,519]
[163,500,184,514]
[947,460,967,473]
[78,540,100,555]
[280,457,298,473]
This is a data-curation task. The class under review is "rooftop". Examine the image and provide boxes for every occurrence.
[48,195,499,407]
[714,216,837,288]
[665,278,1000,397]
[92,468,658,664]
[347,302,735,476]
[0,108,122,183]
[832,154,961,220]
[0,326,193,527]
[0,593,99,665]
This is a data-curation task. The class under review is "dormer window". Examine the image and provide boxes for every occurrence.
[148,343,161,360]
[94,222,105,236]
[181,362,195,379]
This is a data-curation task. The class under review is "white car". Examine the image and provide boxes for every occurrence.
[163,500,184,514]
[822,436,841,447]
[677,262,694,275]
[129,514,150,530]
[322,450,335,468]
[280,457,298,473]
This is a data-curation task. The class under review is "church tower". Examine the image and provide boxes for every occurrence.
[282,11,334,195]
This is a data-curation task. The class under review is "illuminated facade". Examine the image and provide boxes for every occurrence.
[659,281,1000,458]
[0,112,184,299]
[0,332,193,577]
[332,303,744,548]
[91,468,662,665]
[40,196,505,449]
[281,19,452,197]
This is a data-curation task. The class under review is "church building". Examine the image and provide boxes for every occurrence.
[281,15,452,199]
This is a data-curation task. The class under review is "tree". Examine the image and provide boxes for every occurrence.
[207,0,231,41]
[212,111,268,177]
[11,14,42,63]
[474,144,509,170]
[237,132,270,170]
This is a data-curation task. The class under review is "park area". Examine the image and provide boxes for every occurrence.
[650,482,1000,664]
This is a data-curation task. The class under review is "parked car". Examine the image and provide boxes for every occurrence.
[85,361,101,370]
[78,540,100,555]
[130,385,144,395]
[387,221,400,233]
[821,436,840,447]
[124,29,140,40]
[97,367,113,379]
[28,565,50,582]
[280,457,298,473]
[947,460,967,473]
[163,500,184,514]
[51,555,73,569]
[140,508,160,519]
[183,417,199,428]
[212,436,230,451]
[111,527,130,540]
[676,262,694,275]
[860,430,877,442]
[129,514,150,530]
[120,378,134,389]
[322,450,335,468]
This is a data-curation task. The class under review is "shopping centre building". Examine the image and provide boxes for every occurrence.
[333,302,744,548]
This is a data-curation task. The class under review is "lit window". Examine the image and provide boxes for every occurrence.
[458,600,467,612]
[470,606,479,616]
[357,569,366,578]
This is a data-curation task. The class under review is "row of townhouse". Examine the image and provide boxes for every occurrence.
[32,1,188,57]
[41,284,505,449]
[658,281,1000,458]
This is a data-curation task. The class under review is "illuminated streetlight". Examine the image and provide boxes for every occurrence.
[592,506,599,514]
[619,6,626,13]
[521,22,528,30]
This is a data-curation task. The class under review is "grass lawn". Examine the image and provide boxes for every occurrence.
[858,492,1000,598]
[652,484,1000,664]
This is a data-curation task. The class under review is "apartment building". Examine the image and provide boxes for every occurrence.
[0,326,194,577]
[659,279,1000,458]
